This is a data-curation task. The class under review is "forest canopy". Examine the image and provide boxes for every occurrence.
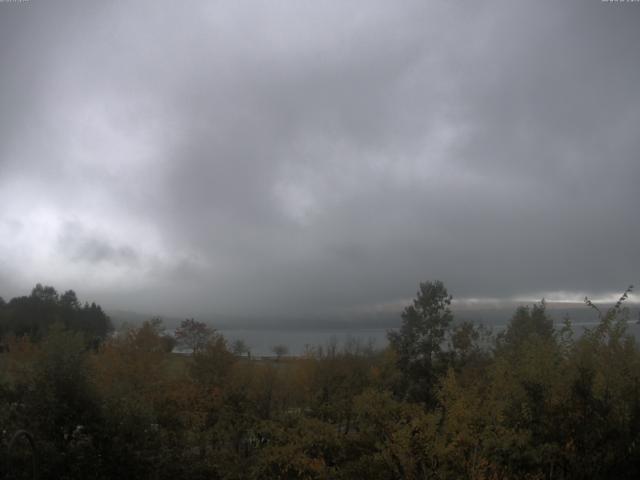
[0,284,112,342]
[0,281,638,479]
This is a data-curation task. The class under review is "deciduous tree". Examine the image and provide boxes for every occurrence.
[175,318,214,354]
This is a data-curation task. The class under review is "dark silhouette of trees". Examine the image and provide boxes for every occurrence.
[1,281,639,479]
[498,300,554,350]
[0,284,112,342]
[174,318,215,354]
[232,338,251,358]
[387,280,455,404]
[271,344,288,360]
[60,289,80,309]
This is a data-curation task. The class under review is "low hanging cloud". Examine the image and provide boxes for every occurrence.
[0,0,638,319]
[58,221,139,266]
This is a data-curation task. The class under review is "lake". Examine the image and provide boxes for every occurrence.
[219,321,640,357]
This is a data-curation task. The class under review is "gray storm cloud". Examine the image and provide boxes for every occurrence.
[0,0,638,319]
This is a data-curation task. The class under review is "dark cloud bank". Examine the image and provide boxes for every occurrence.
[0,0,638,323]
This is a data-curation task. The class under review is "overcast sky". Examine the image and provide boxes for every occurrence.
[0,0,639,320]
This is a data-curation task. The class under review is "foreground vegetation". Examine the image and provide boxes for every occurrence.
[0,282,639,479]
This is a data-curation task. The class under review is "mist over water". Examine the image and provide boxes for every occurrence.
[219,309,640,356]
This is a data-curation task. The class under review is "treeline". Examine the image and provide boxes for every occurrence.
[0,284,112,342]
[0,282,639,479]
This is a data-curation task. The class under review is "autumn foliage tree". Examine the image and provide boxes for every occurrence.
[0,282,639,479]
[174,318,215,354]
